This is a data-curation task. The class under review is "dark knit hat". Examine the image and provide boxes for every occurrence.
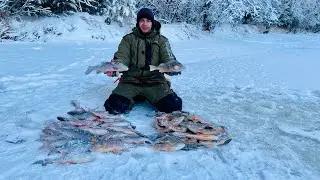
[137,8,154,22]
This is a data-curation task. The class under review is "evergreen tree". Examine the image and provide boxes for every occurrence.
[278,0,294,28]
[22,0,52,16]
[0,0,319,32]
[0,0,9,12]
[99,0,136,26]
[51,0,99,14]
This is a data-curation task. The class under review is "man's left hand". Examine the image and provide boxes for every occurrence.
[165,72,181,76]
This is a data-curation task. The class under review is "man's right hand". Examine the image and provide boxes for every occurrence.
[104,58,120,77]
[105,71,119,77]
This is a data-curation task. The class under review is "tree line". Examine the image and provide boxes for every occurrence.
[0,0,319,32]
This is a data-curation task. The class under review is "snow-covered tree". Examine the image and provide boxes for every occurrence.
[21,0,52,16]
[277,0,320,32]
[0,0,51,16]
[1,0,319,32]
[137,0,198,24]
[292,0,320,32]
[0,0,9,12]
[245,0,280,26]
[50,0,99,14]
[278,0,296,29]
[99,0,136,26]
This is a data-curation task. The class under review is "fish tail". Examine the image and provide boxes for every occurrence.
[57,116,68,121]
[33,159,52,166]
[70,100,81,109]
[85,66,95,75]
[149,65,157,71]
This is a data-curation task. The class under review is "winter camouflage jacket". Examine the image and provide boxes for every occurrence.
[114,23,177,84]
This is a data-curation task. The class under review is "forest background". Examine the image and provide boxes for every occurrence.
[1,0,320,37]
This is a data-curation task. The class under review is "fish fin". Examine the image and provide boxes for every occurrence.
[5,139,25,144]
[57,116,68,121]
[67,109,86,116]
[70,100,81,109]
[33,159,52,166]
[149,65,157,71]
[164,74,171,81]
[85,66,95,75]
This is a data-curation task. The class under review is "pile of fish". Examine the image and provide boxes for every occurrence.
[34,101,231,165]
[152,111,232,151]
[34,100,151,165]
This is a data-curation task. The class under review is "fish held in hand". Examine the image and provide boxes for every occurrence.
[149,60,184,73]
[85,61,128,75]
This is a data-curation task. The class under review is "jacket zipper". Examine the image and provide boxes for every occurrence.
[140,38,147,77]
[136,40,140,67]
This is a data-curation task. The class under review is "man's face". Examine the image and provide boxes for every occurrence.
[139,18,152,33]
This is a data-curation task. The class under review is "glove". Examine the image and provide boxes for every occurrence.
[105,71,119,77]
[165,72,181,76]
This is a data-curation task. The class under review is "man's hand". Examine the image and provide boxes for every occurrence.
[105,71,119,77]
[165,72,181,76]
[104,59,119,77]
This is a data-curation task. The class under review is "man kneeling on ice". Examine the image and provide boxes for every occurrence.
[104,8,183,114]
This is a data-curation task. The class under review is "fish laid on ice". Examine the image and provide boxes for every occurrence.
[39,134,66,142]
[57,116,80,121]
[153,122,171,133]
[79,127,111,136]
[187,115,208,124]
[42,127,62,136]
[199,137,232,147]
[167,125,187,133]
[104,126,138,135]
[119,136,152,145]
[5,139,26,144]
[69,120,102,127]
[91,140,129,154]
[153,111,232,150]
[157,116,185,127]
[67,102,119,121]
[41,139,69,149]
[43,122,94,141]
[185,122,226,135]
[85,61,129,75]
[152,136,185,152]
[98,120,135,128]
[149,60,184,73]
[38,99,157,161]
[68,100,104,119]
[33,155,95,166]
[172,132,219,141]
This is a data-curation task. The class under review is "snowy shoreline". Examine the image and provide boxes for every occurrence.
[2,13,318,44]
[1,14,320,180]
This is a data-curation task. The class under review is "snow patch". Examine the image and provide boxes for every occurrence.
[277,124,320,143]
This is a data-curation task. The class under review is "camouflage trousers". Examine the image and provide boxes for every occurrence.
[112,81,173,105]
[104,81,182,114]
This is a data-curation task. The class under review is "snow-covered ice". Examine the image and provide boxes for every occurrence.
[0,24,320,179]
